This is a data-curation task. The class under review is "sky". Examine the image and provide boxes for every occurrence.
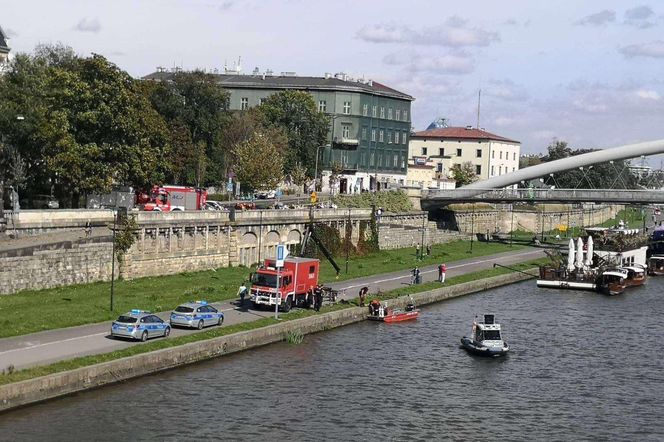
[2,0,664,155]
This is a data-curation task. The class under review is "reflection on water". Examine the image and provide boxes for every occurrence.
[2,279,664,441]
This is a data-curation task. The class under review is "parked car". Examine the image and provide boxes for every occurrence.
[31,194,59,209]
[204,200,224,211]
[169,301,224,329]
[110,310,171,341]
[254,190,276,199]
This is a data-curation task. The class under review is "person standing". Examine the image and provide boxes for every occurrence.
[426,244,431,256]
[415,244,420,259]
[439,263,447,283]
[314,285,323,312]
[358,286,369,307]
[237,281,248,306]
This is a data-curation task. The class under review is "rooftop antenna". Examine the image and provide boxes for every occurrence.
[476,89,481,129]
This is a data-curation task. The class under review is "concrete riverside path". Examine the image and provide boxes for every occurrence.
[0,248,543,370]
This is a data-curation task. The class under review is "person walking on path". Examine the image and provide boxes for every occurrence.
[426,244,431,256]
[438,263,447,283]
[314,285,323,312]
[415,267,421,284]
[359,286,369,307]
[411,267,417,285]
[415,244,420,259]
[237,281,248,306]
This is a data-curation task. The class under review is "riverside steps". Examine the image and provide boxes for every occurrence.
[0,268,537,412]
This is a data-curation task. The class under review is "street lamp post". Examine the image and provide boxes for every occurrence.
[0,115,26,234]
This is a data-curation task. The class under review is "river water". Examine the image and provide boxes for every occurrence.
[2,279,664,441]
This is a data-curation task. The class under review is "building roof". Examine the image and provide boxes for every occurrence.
[412,126,519,144]
[142,70,414,101]
[0,25,10,53]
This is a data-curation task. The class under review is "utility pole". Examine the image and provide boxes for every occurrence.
[476,89,482,129]
[110,192,118,311]
[469,204,475,253]
[346,208,351,273]
[420,212,426,259]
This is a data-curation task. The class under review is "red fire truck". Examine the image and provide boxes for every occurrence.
[250,257,320,312]
[137,185,207,211]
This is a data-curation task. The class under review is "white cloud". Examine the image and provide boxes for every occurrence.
[575,10,616,26]
[73,17,101,33]
[356,19,499,48]
[620,40,664,58]
[383,51,475,74]
[636,89,661,100]
[484,79,529,101]
[624,5,656,28]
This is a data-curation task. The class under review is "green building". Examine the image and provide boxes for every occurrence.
[144,68,414,193]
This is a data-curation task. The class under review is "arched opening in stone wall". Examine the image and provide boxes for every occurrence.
[264,230,281,259]
[239,232,258,266]
[286,229,301,254]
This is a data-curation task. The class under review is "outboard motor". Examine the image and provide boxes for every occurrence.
[406,303,415,312]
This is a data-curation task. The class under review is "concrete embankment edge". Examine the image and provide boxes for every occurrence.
[0,269,537,412]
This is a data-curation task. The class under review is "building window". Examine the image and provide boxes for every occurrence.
[371,129,376,142]
[363,104,368,116]
[422,147,428,156]
[499,151,503,159]
[372,105,377,117]
[388,131,392,144]
[456,148,462,156]
[342,124,351,139]
[476,149,482,158]
[241,98,249,110]
[403,132,407,144]
[395,109,401,121]
[370,152,375,166]
[380,107,385,118]
[403,110,408,121]
[476,165,482,175]
[437,163,443,172]
[343,101,351,115]
[258,98,266,105]
[499,166,502,174]
[393,154,398,167]
[401,155,406,168]
[439,148,444,156]
[513,167,516,172]
[491,165,494,175]
[513,152,516,161]
[395,131,400,144]
[492,150,495,159]
[379,130,384,142]
[361,127,367,140]
[318,100,327,113]
[388,108,393,120]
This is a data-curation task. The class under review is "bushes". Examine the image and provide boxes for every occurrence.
[333,190,413,212]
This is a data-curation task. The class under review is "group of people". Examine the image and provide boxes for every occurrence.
[410,263,447,285]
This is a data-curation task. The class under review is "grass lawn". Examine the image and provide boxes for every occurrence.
[0,258,545,386]
[0,240,522,339]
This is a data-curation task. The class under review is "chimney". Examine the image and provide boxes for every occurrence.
[368,79,373,86]
[465,125,472,130]
[324,72,332,79]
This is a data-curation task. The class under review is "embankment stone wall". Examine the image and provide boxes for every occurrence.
[0,270,536,412]
[0,243,114,295]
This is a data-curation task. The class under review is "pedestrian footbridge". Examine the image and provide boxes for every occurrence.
[421,188,664,209]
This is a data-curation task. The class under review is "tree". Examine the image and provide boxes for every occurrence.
[258,90,330,176]
[539,139,638,189]
[0,46,171,206]
[290,162,309,195]
[232,131,285,191]
[328,162,344,194]
[450,162,478,187]
[144,71,230,186]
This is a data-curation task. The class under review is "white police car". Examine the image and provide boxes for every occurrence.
[111,310,171,341]
[170,301,224,330]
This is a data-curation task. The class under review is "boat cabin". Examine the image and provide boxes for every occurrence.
[648,255,664,276]
[472,314,503,343]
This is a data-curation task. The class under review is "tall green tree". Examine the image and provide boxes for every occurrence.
[0,46,171,206]
[232,131,285,191]
[450,162,478,187]
[258,90,329,176]
[145,71,230,186]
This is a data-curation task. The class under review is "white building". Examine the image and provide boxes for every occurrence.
[0,26,10,71]
[408,125,521,186]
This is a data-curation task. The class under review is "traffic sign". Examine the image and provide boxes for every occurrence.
[276,244,289,267]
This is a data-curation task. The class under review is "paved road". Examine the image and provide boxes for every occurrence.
[0,248,543,370]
